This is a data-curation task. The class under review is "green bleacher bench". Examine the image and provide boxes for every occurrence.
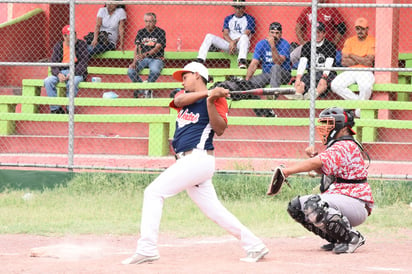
[21,76,412,114]
[22,66,262,113]
[93,50,254,69]
[399,52,412,67]
[0,96,174,156]
[2,96,412,146]
[398,52,412,85]
[86,67,258,83]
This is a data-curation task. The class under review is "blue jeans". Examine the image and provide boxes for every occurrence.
[127,58,164,83]
[87,42,116,56]
[44,69,83,111]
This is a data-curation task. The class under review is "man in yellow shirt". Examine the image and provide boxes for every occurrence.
[331,18,375,117]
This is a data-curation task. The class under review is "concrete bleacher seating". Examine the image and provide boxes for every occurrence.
[1,50,411,165]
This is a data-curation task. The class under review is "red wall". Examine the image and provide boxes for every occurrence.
[75,1,409,53]
[2,1,411,53]
[0,1,410,87]
[0,9,47,86]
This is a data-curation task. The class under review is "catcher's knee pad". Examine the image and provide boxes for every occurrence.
[287,196,305,223]
[303,195,329,228]
[324,214,352,243]
[288,195,336,243]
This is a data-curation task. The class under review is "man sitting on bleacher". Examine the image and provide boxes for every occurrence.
[196,0,256,69]
[285,22,337,100]
[331,17,375,118]
[245,22,291,117]
[128,12,166,98]
[44,25,89,114]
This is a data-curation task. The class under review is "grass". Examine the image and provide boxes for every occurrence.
[0,172,411,238]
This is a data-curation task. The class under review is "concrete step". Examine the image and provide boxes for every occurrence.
[14,121,311,141]
[15,121,150,137]
[0,135,149,155]
[1,135,412,162]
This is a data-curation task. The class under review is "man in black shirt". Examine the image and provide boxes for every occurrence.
[286,22,336,100]
[128,12,166,98]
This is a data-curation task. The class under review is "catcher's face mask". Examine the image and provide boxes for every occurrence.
[316,117,335,145]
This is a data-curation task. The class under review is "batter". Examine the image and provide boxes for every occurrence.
[122,62,268,265]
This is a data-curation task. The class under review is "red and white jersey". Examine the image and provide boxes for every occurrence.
[318,140,374,204]
[169,90,228,154]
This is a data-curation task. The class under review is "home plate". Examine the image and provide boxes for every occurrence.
[30,244,103,260]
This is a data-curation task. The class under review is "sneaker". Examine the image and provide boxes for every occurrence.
[51,107,65,114]
[238,59,247,69]
[253,109,264,117]
[133,90,141,98]
[264,109,277,117]
[121,253,160,264]
[195,58,205,64]
[284,93,304,100]
[240,246,269,263]
[303,92,318,100]
[333,232,365,254]
[144,90,153,98]
[355,108,361,118]
[320,242,335,251]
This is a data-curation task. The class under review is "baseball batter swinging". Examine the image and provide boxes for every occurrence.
[122,62,268,265]
[280,107,374,254]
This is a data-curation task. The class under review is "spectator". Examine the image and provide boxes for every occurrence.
[128,12,166,98]
[331,17,375,118]
[88,0,126,56]
[291,0,346,67]
[245,22,291,117]
[285,22,336,100]
[196,0,256,69]
[44,25,89,114]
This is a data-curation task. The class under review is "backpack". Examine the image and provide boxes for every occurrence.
[84,31,110,45]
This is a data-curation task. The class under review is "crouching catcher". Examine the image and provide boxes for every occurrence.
[281,107,374,254]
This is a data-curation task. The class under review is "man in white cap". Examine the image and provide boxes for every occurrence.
[122,62,269,265]
[196,0,256,69]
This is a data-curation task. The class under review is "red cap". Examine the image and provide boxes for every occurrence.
[62,25,71,35]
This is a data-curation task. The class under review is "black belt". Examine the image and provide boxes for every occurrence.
[365,204,372,216]
[175,149,214,160]
[336,178,367,184]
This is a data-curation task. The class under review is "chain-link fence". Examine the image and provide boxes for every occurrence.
[0,1,411,177]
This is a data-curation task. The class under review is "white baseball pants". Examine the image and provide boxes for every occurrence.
[197,33,250,61]
[331,71,375,100]
[136,149,265,257]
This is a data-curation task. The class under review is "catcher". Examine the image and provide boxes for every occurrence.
[268,107,374,254]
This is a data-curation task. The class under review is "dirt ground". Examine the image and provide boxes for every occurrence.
[1,232,412,274]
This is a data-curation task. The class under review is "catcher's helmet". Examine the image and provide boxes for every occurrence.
[316,107,356,144]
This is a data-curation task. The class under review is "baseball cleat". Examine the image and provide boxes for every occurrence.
[333,232,365,254]
[121,253,160,264]
[320,242,335,251]
[240,246,269,263]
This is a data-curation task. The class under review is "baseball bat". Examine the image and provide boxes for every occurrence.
[229,87,296,96]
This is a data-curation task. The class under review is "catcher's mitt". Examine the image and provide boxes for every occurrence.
[266,166,290,195]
